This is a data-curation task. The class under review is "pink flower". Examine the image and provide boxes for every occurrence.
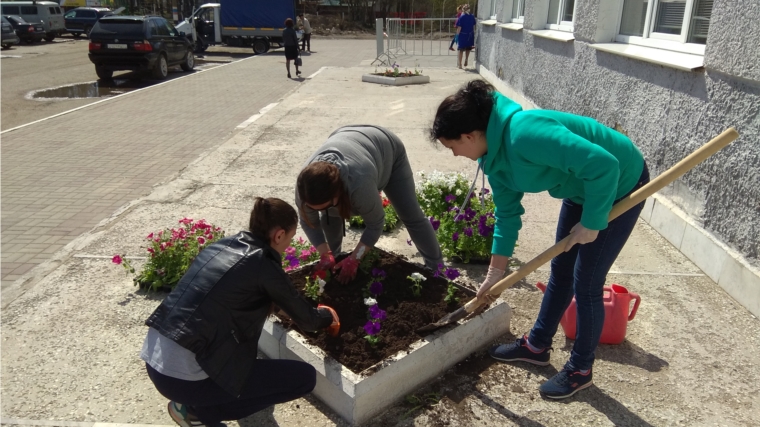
[297,237,305,245]
[285,246,297,256]
[112,255,123,265]
[198,236,207,245]
[179,218,193,225]
[147,248,154,256]
[146,232,154,240]
[299,252,311,261]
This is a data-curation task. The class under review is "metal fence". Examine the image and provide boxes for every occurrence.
[374,17,458,64]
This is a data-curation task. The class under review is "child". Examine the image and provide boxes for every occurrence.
[449,5,463,51]
[141,197,340,427]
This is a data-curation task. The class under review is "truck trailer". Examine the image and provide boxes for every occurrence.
[176,0,298,54]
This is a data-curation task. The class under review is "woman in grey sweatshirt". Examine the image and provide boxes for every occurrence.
[296,125,443,283]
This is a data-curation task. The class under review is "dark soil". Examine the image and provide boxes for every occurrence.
[275,249,471,374]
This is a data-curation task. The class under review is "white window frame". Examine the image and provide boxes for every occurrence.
[511,0,525,24]
[489,0,498,20]
[546,0,576,32]
[615,0,707,56]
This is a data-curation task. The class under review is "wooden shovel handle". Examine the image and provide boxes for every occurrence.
[477,127,740,300]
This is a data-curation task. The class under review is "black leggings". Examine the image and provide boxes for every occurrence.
[146,360,316,424]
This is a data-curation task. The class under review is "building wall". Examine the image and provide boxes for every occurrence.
[475,0,760,265]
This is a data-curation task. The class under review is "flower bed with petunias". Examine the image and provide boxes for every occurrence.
[113,218,225,291]
[275,248,470,373]
[348,192,399,232]
[416,171,498,263]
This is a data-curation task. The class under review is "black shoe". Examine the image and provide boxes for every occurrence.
[296,70,301,76]
[287,73,291,78]
[539,367,593,399]
[488,335,551,365]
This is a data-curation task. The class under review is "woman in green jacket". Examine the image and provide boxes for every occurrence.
[429,80,649,399]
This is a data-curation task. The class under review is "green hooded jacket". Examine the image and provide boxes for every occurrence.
[479,93,645,257]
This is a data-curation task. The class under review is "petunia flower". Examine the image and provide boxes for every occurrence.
[371,268,387,279]
[369,304,387,320]
[410,272,426,281]
[364,297,377,306]
[452,232,459,242]
[445,194,456,203]
[445,268,461,281]
[429,216,440,231]
[112,255,123,265]
[197,236,206,245]
[285,246,297,256]
[464,227,473,237]
[364,320,382,336]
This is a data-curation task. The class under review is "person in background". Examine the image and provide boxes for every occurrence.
[449,5,463,51]
[141,197,340,427]
[296,125,444,284]
[298,13,312,52]
[282,18,300,78]
[455,4,476,69]
[429,80,649,399]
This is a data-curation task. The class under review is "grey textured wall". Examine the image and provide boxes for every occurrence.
[476,1,760,264]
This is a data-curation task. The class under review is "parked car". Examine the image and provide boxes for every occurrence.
[3,15,45,43]
[1,15,19,48]
[88,15,194,80]
[0,1,64,41]
[64,7,112,37]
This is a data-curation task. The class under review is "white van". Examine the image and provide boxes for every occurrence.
[0,1,64,41]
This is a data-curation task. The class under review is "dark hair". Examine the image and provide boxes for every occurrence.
[297,162,352,225]
[429,79,495,142]
[285,18,294,28]
[249,197,298,243]
[298,13,303,17]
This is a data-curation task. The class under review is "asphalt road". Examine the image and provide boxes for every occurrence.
[0,35,244,131]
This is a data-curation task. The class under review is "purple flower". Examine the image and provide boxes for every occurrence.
[482,188,490,195]
[464,227,473,237]
[364,320,382,335]
[452,232,459,241]
[369,281,383,295]
[285,254,300,267]
[434,263,445,278]
[445,194,456,203]
[445,268,460,281]
[469,192,477,199]
[371,268,387,279]
[368,304,387,320]
[429,216,440,231]
[454,214,464,222]
[464,207,476,221]
[406,239,413,246]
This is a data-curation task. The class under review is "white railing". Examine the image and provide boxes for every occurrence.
[373,17,458,64]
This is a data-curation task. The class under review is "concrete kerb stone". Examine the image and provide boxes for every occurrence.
[0,419,173,427]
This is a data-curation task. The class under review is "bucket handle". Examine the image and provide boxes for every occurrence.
[628,292,641,321]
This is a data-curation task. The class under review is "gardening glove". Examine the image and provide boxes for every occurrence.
[316,251,336,271]
[476,266,506,300]
[318,304,341,337]
[333,256,360,284]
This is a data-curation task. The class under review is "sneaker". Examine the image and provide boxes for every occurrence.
[488,335,551,366]
[449,47,455,51]
[539,367,593,399]
[168,401,205,427]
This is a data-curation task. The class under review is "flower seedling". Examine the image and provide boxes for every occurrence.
[407,272,427,297]
[363,297,385,346]
[282,237,320,272]
[304,273,327,301]
[358,248,380,274]
[113,218,225,291]
[349,192,398,232]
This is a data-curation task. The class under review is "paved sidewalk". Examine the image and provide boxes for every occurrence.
[1,39,382,295]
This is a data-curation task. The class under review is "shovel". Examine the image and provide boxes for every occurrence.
[417,127,739,334]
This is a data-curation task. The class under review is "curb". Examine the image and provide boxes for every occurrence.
[1,419,174,427]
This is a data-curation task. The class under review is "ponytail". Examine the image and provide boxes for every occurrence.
[249,197,298,243]
[429,79,495,142]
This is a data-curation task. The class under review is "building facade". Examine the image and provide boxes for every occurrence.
[473,0,759,315]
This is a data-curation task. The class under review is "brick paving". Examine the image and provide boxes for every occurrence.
[1,39,382,289]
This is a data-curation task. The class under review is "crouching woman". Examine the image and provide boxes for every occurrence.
[141,197,340,427]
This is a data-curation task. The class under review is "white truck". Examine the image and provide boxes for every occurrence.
[175,0,299,55]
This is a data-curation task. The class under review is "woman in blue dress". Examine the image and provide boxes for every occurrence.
[456,5,476,69]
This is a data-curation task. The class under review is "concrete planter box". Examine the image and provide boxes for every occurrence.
[259,301,511,425]
[361,74,430,86]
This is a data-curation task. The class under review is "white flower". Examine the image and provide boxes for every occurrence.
[410,272,426,281]
[317,278,326,294]
[455,189,462,196]
[364,297,377,306]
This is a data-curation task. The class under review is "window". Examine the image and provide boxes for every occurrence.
[56,7,61,14]
[154,19,170,36]
[617,0,713,53]
[65,11,75,18]
[512,0,525,23]
[489,0,497,19]
[21,6,38,14]
[547,0,575,30]
[3,5,20,14]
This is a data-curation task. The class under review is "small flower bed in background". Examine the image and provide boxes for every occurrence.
[374,62,423,77]
[416,171,498,263]
[113,218,225,291]
[282,237,320,272]
[349,192,398,232]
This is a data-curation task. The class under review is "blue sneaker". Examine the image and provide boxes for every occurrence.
[488,335,551,366]
[539,367,593,399]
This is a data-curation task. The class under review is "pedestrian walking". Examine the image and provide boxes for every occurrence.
[296,125,444,284]
[282,18,300,78]
[141,197,340,427]
[449,5,463,51]
[429,80,649,399]
[298,13,312,52]
[455,5,476,68]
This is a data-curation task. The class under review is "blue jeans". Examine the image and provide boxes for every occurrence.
[528,163,649,371]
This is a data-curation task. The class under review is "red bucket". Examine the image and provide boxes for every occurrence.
[536,282,641,345]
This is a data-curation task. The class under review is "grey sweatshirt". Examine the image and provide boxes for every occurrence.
[295,125,404,248]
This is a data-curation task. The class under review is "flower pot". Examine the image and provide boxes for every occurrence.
[361,74,430,86]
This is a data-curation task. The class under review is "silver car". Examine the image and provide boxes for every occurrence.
[1,15,19,49]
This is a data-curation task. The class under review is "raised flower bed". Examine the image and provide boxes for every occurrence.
[260,248,511,425]
[362,63,430,86]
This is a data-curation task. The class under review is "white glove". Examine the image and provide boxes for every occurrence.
[477,266,506,299]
